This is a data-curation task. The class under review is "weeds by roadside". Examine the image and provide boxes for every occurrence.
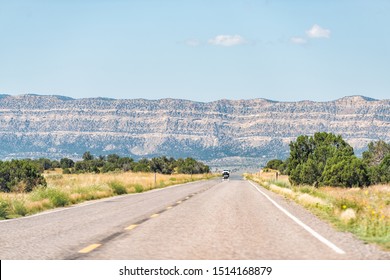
[245,173,390,250]
[0,171,216,220]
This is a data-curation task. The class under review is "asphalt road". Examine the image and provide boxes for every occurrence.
[1,178,389,260]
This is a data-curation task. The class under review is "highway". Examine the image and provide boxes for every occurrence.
[1,177,389,259]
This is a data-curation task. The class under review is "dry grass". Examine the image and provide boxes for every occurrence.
[246,173,390,250]
[253,169,290,183]
[0,171,216,220]
[269,184,294,197]
[297,193,328,207]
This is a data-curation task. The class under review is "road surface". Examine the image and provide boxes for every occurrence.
[0,177,389,259]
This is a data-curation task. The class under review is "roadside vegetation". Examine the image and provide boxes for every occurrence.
[246,172,390,250]
[0,154,213,220]
[264,132,390,187]
[0,170,215,220]
[247,132,390,250]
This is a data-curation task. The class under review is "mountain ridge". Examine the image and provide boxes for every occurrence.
[0,94,389,169]
[0,93,383,104]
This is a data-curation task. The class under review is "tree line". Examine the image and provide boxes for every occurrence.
[0,153,210,193]
[62,152,210,175]
[265,132,390,187]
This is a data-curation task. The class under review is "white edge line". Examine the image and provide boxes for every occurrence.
[248,180,346,255]
[0,178,212,223]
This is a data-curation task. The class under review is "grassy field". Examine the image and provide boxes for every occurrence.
[0,170,215,220]
[246,170,390,250]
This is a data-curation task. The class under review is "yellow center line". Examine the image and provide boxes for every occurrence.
[176,200,182,204]
[166,206,173,209]
[125,224,138,230]
[150,213,159,218]
[78,244,101,254]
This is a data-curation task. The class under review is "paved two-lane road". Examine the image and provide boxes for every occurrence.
[1,178,389,259]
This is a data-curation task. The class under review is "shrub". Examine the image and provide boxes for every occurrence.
[9,199,28,217]
[0,199,9,219]
[60,158,75,169]
[321,156,370,187]
[33,188,70,207]
[134,184,144,193]
[285,132,370,187]
[48,189,70,207]
[62,168,71,174]
[109,181,127,195]
[266,159,286,173]
[0,160,47,192]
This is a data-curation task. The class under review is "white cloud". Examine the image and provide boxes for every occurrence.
[208,35,247,47]
[306,24,331,38]
[290,37,307,45]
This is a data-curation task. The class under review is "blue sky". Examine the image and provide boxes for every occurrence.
[1,0,389,102]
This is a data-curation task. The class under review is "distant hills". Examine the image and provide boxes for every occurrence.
[0,94,389,169]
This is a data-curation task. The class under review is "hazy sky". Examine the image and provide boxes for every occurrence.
[1,0,389,102]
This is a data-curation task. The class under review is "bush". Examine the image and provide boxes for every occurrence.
[60,158,75,169]
[321,156,370,187]
[0,160,47,192]
[33,188,70,207]
[48,189,70,207]
[285,132,369,187]
[134,184,144,193]
[62,168,71,174]
[0,199,9,219]
[266,159,286,173]
[109,181,128,195]
[9,199,28,217]
[378,154,390,183]
[266,132,383,187]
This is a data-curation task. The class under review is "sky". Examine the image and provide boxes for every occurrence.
[1,0,389,102]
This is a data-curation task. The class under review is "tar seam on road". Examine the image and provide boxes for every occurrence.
[73,191,203,258]
[248,180,346,255]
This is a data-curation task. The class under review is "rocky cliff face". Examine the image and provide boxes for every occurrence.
[0,94,389,168]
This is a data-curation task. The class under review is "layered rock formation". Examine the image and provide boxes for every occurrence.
[0,94,389,168]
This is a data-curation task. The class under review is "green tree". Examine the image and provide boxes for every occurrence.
[321,155,370,187]
[363,140,390,166]
[82,151,94,161]
[133,158,150,172]
[266,159,283,170]
[36,158,53,170]
[150,156,175,174]
[60,158,75,169]
[118,157,134,172]
[106,154,120,163]
[0,160,47,192]
[287,132,354,186]
[299,158,323,185]
[378,154,390,183]
[176,157,209,174]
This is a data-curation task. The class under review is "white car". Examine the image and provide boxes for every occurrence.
[222,170,230,180]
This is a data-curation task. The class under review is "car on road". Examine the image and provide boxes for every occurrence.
[222,170,230,180]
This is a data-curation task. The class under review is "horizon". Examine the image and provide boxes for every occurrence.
[0,92,386,104]
[1,1,390,102]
